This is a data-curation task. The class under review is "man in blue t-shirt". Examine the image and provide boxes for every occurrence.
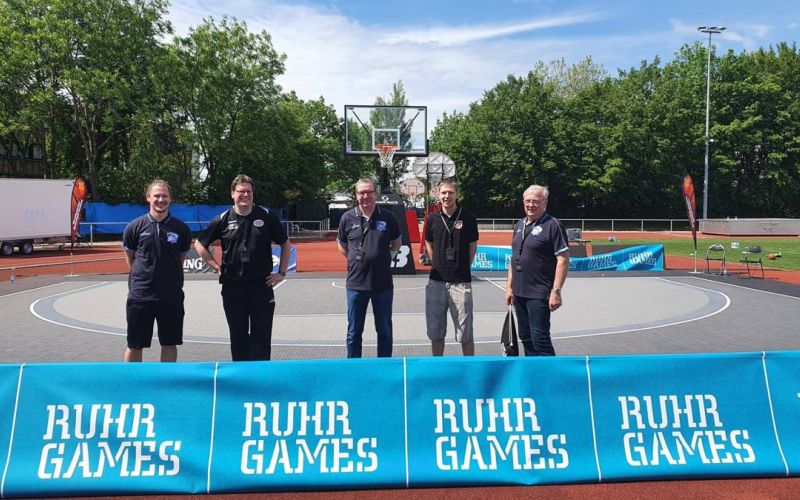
[504,184,570,356]
[337,179,402,358]
[122,179,192,362]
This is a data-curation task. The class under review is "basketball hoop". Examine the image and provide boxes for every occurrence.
[375,143,398,170]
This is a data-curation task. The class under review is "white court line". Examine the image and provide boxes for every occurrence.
[556,279,731,340]
[477,276,732,341]
[330,281,426,291]
[0,281,76,299]
[686,275,800,300]
[22,276,737,348]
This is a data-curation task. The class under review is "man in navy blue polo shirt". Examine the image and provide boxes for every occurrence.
[195,174,291,361]
[337,178,402,358]
[504,184,569,356]
[123,179,192,362]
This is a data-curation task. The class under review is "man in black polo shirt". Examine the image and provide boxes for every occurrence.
[504,184,569,356]
[425,179,479,356]
[195,174,291,361]
[337,178,402,358]
[122,179,192,362]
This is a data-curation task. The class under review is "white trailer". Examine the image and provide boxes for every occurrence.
[0,178,74,256]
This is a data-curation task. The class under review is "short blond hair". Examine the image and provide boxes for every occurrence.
[146,179,171,198]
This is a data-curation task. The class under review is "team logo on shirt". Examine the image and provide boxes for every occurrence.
[455,221,463,230]
[254,219,264,227]
[167,232,179,244]
[377,221,387,232]
[227,221,238,231]
[531,226,543,236]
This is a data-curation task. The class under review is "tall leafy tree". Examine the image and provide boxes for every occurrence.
[172,16,286,202]
[0,0,171,199]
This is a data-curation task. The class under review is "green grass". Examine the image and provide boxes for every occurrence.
[612,237,800,271]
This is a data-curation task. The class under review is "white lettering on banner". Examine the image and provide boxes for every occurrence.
[240,401,378,475]
[390,246,410,268]
[587,255,616,270]
[628,252,656,267]
[432,398,569,471]
[472,252,494,270]
[618,395,755,466]
[182,258,207,271]
[38,404,181,479]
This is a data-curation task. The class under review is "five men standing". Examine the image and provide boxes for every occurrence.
[123,180,192,362]
[195,174,291,361]
[122,176,568,360]
[337,179,402,358]
[424,179,479,356]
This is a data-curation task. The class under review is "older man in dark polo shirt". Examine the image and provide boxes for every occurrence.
[425,178,479,356]
[122,179,192,362]
[504,184,569,356]
[337,178,402,358]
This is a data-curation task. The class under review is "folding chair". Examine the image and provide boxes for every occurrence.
[703,244,726,275]
[738,246,765,278]
[566,228,582,242]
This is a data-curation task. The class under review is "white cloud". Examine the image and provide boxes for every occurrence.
[167,2,783,125]
[377,10,609,47]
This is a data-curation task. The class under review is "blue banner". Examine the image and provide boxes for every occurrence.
[1,352,798,496]
[209,360,406,492]
[471,244,664,272]
[590,353,783,481]
[81,203,285,234]
[569,244,664,272]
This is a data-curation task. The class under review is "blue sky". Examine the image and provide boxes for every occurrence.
[168,0,799,125]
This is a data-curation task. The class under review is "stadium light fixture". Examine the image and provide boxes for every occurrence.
[698,25,726,220]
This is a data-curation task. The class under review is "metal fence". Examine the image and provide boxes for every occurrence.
[477,218,692,232]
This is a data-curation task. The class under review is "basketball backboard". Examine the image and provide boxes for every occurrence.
[344,105,428,157]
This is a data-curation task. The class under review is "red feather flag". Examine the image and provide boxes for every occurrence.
[681,174,698,252]
[70,177,88,245]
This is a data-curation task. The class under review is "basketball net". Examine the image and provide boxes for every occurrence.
[375,143,398,170]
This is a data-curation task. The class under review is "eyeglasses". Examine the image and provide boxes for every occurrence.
[234,189,252,195]
[524,199,545,205]
[357,190,376,196]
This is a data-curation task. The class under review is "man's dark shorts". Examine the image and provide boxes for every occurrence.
[126,298,185,349]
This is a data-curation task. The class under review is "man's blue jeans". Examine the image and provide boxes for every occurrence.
[346,288,393,358]
[513,296,555,356]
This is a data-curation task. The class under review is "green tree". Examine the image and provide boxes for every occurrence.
[172,16,286,202]
[0,0,172,199]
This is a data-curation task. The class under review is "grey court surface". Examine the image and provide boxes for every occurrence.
[1,271,799,363]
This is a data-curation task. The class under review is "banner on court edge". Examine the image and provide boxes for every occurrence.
[682,174,698,252]
[589,352,786,481]
[1,363,215,497]
[471,244,664,272]
[181,246,297,274]
[2,352,799,496]
[0,364,19,495]
[209,360,407,492]
[763,351,800,474]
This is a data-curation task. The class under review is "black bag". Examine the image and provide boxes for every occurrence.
[500,305,519,356]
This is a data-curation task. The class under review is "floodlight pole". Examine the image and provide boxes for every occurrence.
[698,25,726,220]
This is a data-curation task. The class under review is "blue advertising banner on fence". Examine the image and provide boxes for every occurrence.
[1,352,797,497]
[81,203,287,234]
[470,244,664,272]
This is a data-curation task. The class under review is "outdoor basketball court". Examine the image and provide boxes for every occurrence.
[2,271,799,363]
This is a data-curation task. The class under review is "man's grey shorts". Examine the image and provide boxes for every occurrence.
[425,280,473,343]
